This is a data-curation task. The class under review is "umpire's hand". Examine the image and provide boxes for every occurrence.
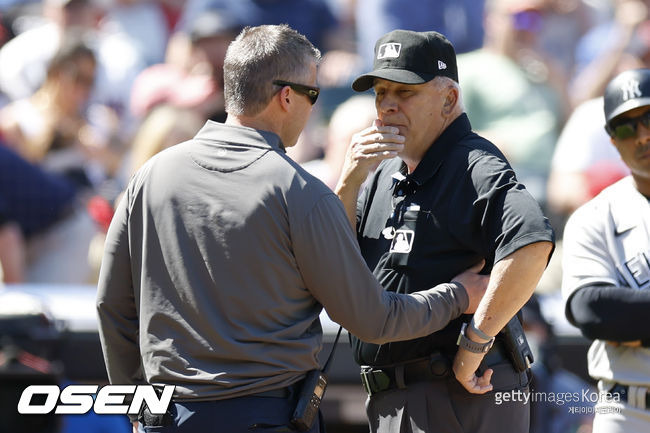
[452,336,494,394]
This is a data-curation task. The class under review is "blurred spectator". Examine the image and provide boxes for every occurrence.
[98,0,170,67]
[350,0,486,109]
[177,0,361,87]
[0,37,120,189]
[126,104,205,177]
[0,0,103,101]
[0,9,10,48]
[188,9,240,99]
[355,0,486,72]
[179,0,339,51]
[0,0,147,138]
[457,0,566,204]
[129,63,220,120]
[532,0,584,74]
[571,0,650,106]
[150,8,241,123]
[529,0,605,84]
[0,144,97,284]
[302,94,376,190]
[547,96,629,222]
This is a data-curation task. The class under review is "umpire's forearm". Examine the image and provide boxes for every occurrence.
[334,180,361,229]
[471,241,553,337]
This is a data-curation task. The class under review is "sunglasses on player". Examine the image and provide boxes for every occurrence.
[606,110,650,140]
[273,80,320,105]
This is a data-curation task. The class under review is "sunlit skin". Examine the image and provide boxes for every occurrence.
[373,78,456,173]
[610,105,650,197]
[58,56,96,116]
[282,63,318,148]
[335,77,462,221]
[225,62,318,149]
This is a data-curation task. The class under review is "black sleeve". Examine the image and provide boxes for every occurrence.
[567,284,650,346]
[453,150,555,265]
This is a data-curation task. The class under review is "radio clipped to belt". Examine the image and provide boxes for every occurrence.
[289,326,342,432]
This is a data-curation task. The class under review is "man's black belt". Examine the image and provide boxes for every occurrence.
[360,340,529,396]
[360,353,451,396]
[610,384,650,409]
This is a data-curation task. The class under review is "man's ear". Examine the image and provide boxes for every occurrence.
[278,86,292,112]
[442,86,458,116]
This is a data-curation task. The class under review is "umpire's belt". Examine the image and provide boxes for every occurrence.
[360,353,451,396]
[360,341,529,396]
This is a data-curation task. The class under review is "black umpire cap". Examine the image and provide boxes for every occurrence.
[352,30,458,92]
[604,68,650,125]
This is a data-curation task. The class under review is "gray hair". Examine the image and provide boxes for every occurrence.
[223,24,321,116]
[432,76,465,113]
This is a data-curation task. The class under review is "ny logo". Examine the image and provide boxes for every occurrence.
[621,79,642,101]
[377,43,401,59]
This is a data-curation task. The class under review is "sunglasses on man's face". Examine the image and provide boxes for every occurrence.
[606,110,650,140]
[273,80,320,105]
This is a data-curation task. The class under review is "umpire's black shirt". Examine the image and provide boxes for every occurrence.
[353,113,555,366]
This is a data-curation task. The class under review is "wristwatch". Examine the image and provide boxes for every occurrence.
[456,322,495,354]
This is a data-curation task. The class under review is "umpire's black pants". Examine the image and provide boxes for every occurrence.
[366,361,529,433]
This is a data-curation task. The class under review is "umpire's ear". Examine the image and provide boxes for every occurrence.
[442,85,459,117]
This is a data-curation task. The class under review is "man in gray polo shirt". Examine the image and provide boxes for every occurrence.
[96,24,487,433]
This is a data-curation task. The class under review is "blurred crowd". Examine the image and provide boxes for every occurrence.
[0,0,644,298]
[3,0,646,431]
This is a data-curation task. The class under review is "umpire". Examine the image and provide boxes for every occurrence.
[335,29,555,433]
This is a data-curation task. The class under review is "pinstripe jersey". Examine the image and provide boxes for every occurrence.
[562,176,650,386]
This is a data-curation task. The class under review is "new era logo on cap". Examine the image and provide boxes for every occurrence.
[438,60,447,70]
[377,43,401,59]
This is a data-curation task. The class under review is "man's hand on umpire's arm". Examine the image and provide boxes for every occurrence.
[451,260,489,314]
[335,119,404,227]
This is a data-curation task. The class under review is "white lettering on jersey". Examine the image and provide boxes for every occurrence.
[620,251,650,289]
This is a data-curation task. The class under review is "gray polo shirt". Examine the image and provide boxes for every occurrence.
[96,120,469,400]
